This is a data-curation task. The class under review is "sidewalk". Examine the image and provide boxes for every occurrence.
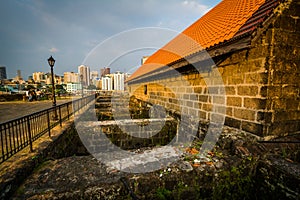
[0,99,75,123]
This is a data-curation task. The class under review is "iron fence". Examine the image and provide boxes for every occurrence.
[0,94,95,164]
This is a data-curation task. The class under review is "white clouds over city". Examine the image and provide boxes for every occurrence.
[0,0,221,78]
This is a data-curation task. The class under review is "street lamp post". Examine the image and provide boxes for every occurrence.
[80,74,84,97]
[47,56,58,120]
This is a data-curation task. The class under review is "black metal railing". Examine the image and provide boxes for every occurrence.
[0,94,95,164]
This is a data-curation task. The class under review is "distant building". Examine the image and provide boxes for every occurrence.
[90,71,98,79]
[0,66,7,80]
[100,67,110,77]
[90,71,99,86]
[16,70,22,80]
[113,71,125,91]
[64,72,79,83]
[32,72,45,83]
[78,65,90,86]
[102,75,113,91]
[66,83,82,93]
[141,56,149,65]
[95,78,102,90]
[42,73,62,85]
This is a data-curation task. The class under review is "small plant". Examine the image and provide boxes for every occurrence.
[212,157,258,200]
[281,147,287,158]
[156,187,172,200]
[31,155,39,160]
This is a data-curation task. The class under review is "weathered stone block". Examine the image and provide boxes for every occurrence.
[244,98,267,110]
[248,58,266,72]
[285,98,300,110]
[226,107,233,116]
[268,120,300,136]
[241,121,263,136]
[259,86,267,97]
[247,45,269,60]
[227,96,242,107]
[237,86,259,96]
[186,100,194,108]
[183,94,189,100]
[212,95,226,105]
[227,76,245,85]
[225,86,236,95]
[193,86,202,94]
[271,99,286,110]
[189,94,198,101]
[224,117,241,129]
[194,102,202,110]
[282,85,299,98]
[260,86,282,98]
[198,95,209,102]
[210,113,225,123]
[198,110,207,119]
[257,111,273,123]
[244,72,268,84]
[234,108,256,121]
[275,110,300,121]
[202,103,212,112]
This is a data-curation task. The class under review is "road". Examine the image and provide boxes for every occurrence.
[0,99,76,123]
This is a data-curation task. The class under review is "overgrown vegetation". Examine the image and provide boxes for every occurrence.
[212,156,258,200]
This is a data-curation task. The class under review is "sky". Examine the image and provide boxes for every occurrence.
[0,0,221,79]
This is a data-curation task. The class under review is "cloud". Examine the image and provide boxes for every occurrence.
[182,0,209,10]
[49,47,59,53]
[0,0,221,78]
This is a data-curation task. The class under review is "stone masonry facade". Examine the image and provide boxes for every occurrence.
[128,0,300,137]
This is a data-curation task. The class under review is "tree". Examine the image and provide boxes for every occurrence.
[87,85,97,90]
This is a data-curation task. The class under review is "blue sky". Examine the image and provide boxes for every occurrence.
[0,0,221,79]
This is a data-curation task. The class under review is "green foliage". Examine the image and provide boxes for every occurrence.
[87,85,97,90]
[156,187,172,200]
[212,157,257,200]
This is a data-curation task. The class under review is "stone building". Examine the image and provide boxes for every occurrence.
[127,0,300,137]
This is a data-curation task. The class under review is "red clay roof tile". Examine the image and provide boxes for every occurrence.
[128,0,279,82]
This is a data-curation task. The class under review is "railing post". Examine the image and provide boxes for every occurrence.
[4,124,8,160]
[67,103,70,119]
[7,124,13,155]
[27,116,33,152]
[47,109,51,137]
[59,106,62,127]
[0,125,4,162]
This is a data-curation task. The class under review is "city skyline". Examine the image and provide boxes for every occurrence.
[0,0,221,79]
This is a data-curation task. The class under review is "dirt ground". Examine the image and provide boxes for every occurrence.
[0,99,74,123]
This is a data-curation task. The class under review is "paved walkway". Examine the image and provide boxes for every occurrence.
[0,99,76,123]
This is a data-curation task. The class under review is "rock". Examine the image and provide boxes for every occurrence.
[177,161,193,172]
[235,146,251,157]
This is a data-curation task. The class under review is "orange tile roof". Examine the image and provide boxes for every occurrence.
[128,0,279,82]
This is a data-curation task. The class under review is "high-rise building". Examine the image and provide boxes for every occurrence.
[90,71,99,86]
[113,71,125,91]
[78,65,90,86]
[16,70,22,80]
[32,72,45,83]
[100,67,110,77]
[0,66,7,80]
[102,75,113,91]
[64,72,79,83]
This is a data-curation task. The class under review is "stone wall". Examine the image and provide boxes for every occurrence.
[128,0,300,137]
